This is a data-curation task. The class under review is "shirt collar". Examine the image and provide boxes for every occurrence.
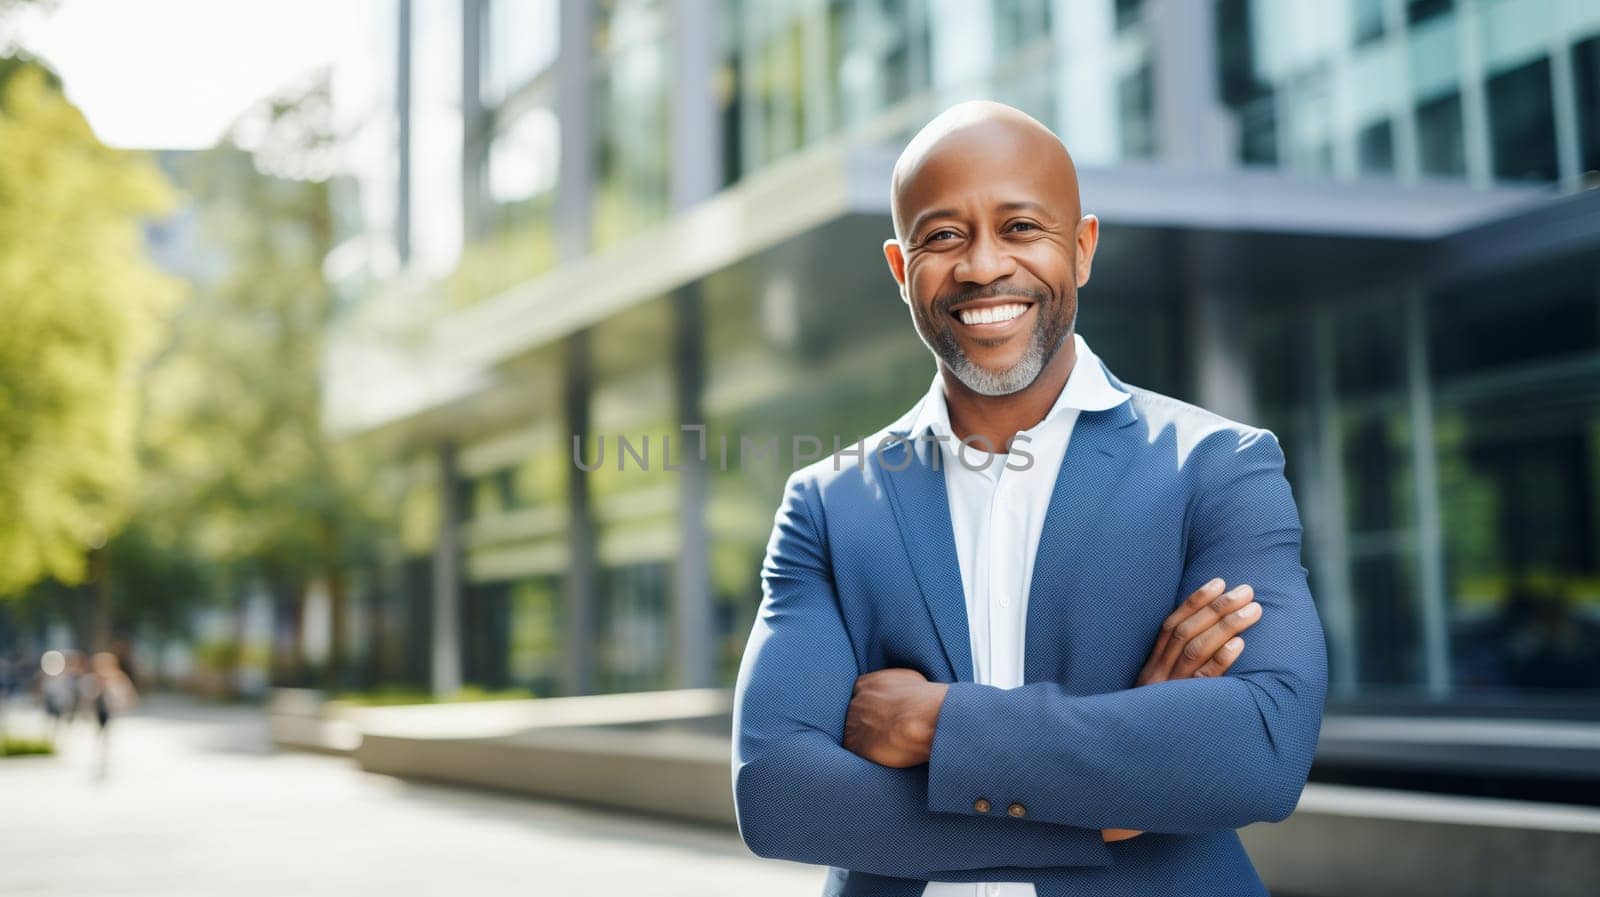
[907,331,1130,440]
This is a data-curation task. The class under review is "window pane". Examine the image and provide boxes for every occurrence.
[1408,0,1453,27]
[1428,254,1600,378]
[1576,36,1600,176]
[1417,90,1466,177]
[1357,118,1395,174]
[1487,56,1559,182]
[1351,0,1386,47]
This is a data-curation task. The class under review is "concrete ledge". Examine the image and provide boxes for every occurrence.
[357,723,733,826]
[266,688,359,755]
[350,689,735,825]
[356,710,1600,896]
[280,688,1600,894]
[1241,785,1600,897]
[351,687,730,740]
[267,687,732,758]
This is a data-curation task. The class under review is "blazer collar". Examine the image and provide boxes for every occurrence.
[878,346,1141,683]
[901,332,1130,442]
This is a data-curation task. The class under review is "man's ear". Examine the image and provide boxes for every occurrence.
[882,237,909,303]
[1074,214,1100,288]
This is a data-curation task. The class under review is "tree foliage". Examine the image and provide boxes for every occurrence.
[127,75,382,681]
[0,62,181,596]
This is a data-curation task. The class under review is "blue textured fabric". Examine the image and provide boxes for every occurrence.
[731,355,1330,897]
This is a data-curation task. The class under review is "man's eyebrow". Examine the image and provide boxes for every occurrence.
[907,208,959,239]
[907,200,1051,238]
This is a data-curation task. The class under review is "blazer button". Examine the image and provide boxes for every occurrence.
[973,798,991,813]
[1007,802,1027,818]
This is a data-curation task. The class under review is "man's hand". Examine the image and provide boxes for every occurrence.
[843,668,949,767]
[1136,577,1260,685]
[1105,577,1262,843]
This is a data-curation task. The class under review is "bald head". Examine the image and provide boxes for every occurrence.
[890,101,1081,245]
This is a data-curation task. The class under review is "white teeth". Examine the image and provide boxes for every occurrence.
[958,303,1028,325]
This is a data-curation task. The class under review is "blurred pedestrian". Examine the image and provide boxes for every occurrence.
[88,651,138,778]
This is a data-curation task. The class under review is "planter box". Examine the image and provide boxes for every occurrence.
[266,688,360,755]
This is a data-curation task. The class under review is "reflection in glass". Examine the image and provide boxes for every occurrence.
[1487,57,1558,183]
[592,0,671,246]
[1417,90,1466,177]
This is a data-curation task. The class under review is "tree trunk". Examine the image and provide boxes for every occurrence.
[322,519,346,690]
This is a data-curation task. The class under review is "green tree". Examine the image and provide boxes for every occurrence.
[131,76,382,689]
[0,61,182,598]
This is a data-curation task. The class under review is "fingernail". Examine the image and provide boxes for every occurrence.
[1236,603,1260,619]
[1226,637,1244,652]
[1207,577,1224,591]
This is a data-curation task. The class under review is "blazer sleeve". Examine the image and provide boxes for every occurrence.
[732,471,1114,877]
[924,427,1329,834]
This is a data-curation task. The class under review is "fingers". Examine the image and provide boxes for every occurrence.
[1140,578,1226,683]
[1192,636,1246,678]
[1150,582,1255,680]
[1139,581,1259,685]
[1170,599,1261,680]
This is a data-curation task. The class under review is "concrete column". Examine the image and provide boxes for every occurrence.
[553,1,600,696]
[431,444,462,697]
[672,287,713,689]
[555,0,594,259]
[460,0,485,241]
[1311,308,1360,695]
[737,3,763,171]
[395,0,413,263]
[1192,289,1258,426]
[669,0,722,211]
[563,332,599,695]
[1550,28,1583,191]
[1405,289,1451,696]
[1384,0,1422,182]
[1149,0,1232,170]
[1454,0,1494,187]
[667,0,719,689]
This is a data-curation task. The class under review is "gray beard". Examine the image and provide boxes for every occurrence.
[922,303,1074,397]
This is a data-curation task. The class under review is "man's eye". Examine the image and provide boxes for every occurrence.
[1009,221,1038,232]
[926,229,957,242]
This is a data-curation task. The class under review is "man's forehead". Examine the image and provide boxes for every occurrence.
[891,111,1078,237]
[894,110,1059,179]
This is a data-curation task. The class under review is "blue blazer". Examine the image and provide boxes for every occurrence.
[731,357,1329,897]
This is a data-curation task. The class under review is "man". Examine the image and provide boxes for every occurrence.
[732,101,1328,897]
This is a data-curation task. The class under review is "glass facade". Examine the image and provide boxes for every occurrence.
[1219,0,1600,185]
[592,0,672,246]
[1248,250,1600,705]
[447,0,561,307]
[718,0,1159,176]
[346,0,1600,725]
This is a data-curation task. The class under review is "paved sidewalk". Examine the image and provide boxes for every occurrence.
[0,693,822,897]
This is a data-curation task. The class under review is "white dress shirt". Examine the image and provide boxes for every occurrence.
[909,332,1131,897]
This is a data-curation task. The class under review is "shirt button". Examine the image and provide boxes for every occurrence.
[1008,802,1027,818]
[998,594,1010,608]
[973,798,991,813]
[985,884,1001,897]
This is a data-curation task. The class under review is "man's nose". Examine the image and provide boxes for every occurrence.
[953,231,1016,284]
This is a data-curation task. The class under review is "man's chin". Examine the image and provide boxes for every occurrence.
[947,359,1041,397]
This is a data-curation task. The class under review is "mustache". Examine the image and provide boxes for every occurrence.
[933,284,1050,316]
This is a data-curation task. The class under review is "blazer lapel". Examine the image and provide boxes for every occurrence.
[1023,393,1140,684]
[878,425,974,683]
[878,357,1142,686]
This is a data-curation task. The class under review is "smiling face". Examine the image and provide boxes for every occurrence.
[883,103,1098,397]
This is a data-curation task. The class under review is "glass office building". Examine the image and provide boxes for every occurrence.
[324,0,1600,757]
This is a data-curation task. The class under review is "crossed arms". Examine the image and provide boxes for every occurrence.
[731,429,1329,879]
